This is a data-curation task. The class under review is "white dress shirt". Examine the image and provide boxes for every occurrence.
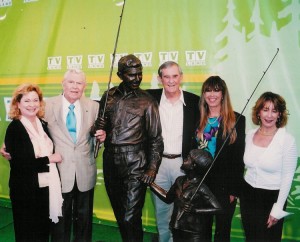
[159,89,185,154]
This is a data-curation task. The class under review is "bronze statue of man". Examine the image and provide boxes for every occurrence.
[93,54,164,242]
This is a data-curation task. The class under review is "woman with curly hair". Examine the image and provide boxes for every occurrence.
[240,92,297,242]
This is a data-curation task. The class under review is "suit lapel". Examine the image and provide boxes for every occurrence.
[77,97,88,144]
[147,89,163,103]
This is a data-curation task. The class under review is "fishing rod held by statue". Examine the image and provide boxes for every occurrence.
[164,47,280,221]
[93,0,127,159]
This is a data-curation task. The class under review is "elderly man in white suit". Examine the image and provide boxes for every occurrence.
[45,69,105,242]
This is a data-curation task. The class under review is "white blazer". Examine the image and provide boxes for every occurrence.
[45,95,99,193]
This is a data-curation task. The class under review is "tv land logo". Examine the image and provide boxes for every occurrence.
[88,54,105,68]
[0,0,39,7]
[67,55,83,70]
[110,53,128,68]
[110,52,152,68]
[134,52,152,67]
[4,97,11,121]
[47,56,62,70]
[159,51,179,65]
[0,0,12,7]
[47,50,206,70]
[185,50,206,66]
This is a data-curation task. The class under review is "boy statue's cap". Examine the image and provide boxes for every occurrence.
[189,149,213,171]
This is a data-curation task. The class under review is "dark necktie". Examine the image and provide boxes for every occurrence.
[66,104,76,143]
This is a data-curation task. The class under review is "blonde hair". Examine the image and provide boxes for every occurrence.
[9,83,45,120]
[198,76,237,144]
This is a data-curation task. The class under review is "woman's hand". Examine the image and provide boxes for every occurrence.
[48,153,62,163]
[267,215,278,228]
[0,143,11,160]
[229,195,237,203]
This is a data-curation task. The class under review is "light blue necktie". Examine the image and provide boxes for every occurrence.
[66,104,77,143]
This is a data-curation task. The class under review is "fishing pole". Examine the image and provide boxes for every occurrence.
[94,0,127,159]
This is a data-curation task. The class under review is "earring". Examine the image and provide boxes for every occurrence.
[276,117,281,126]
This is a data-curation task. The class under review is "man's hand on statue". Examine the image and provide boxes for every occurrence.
[90,117,106,137]
[95,130,106,143]
[140,169,156,184]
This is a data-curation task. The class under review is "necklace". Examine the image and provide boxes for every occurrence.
[207,116,219,125]
[259,127,278,136]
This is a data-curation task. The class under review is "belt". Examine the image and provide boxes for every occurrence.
[107,143,144,153]
[162,154,181,159]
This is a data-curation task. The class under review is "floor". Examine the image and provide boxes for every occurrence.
[1,199,297,242]
[0,199,157,242]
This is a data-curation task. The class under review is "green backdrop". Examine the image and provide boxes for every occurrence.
[0,0,300,240]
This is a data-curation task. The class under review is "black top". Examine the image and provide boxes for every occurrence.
[5,119,51,200]
[194,113,246,198]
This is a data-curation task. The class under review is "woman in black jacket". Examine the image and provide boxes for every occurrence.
[4,84,63,242]
[194,76,246,242]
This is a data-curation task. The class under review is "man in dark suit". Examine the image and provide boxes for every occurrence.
[147,61,200,242]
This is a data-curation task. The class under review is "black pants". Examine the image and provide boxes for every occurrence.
[240,181,284,242]
[172,228,211,242]
[103,146,147,242]
[11,187,50,242]
[205,188,237,242]
[51,181,94,242]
